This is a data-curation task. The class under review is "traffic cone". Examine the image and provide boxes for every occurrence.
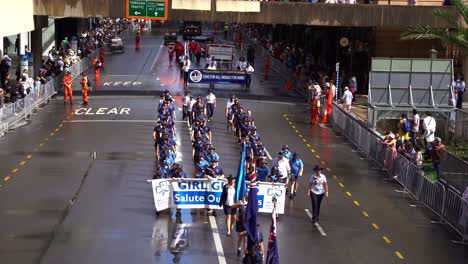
[322,111,328,123]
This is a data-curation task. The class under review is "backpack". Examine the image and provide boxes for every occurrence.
[402,119,411,133]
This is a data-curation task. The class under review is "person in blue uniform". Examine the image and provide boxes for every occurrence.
[289,152,304,198]
[195,156,210,178]
[256,160,270,182]
[282,144,292,161]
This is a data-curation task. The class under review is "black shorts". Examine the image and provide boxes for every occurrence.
[223,205,237,216]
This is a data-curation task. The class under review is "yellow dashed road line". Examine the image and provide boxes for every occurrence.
[286,114,404,261]
[395,251,404,260]
[4,176,11,181]
[382,236,391,244]
[12,168,19,173]
[26,155,32,159]
[326,168,332,172]
[50,133,55,136]
[55,128,59,132]
[19,161,26,166]
[59,124,63,127]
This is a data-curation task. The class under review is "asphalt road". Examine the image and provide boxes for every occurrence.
[0,28,467,264]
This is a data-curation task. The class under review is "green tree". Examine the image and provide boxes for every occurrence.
[401,0,468,50]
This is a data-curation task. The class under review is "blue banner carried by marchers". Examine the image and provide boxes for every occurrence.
[266,207,280,264]
[235,142,247,202]
[188,69,246,84]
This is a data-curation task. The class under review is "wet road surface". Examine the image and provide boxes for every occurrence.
[0,28,467,264]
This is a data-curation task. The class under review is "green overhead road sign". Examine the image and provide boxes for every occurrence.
[126,0,168,20]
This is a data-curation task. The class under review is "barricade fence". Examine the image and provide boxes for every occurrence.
[0,49,100,137]
[331,102,468,243]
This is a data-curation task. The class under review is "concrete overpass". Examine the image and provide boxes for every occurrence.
[33,0,452,28]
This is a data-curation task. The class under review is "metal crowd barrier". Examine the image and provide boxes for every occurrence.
[0,48,101,137]
[0,79,57,136]
[331,102,468,243]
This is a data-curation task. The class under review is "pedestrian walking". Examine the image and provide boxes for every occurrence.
[182,56,191,87]
[63,70,73,105]
[205,90,216,121]
[245,63,254,89]
[310,95,320,125]
[289,152,304,198]
[453,76,465,109]
[307,165,329,224]
[431,137,446,179]
[341,86,353,112]
[182,91,191,121]
[219,175,237,236]
[135,31,141,51]
[79,72,89,105]
[398,114,411,143]
[423,111,436,148]
[411,109,420,147]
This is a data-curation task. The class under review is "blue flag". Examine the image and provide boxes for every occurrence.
[244,182,259,252]
[266,207,279,264]
[235,142,247,202]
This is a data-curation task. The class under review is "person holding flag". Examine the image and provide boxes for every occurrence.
[266,201,280,264]
[243,181,264,264]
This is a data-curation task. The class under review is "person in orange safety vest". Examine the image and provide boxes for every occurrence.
[310,96,320,125]
[63,69,73,104]
[79,72,89,105]
[322,84,334,123]
[92,56,101,80]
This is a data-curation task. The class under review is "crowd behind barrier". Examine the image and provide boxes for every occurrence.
[331,102,468,243]
[0,26,133,138]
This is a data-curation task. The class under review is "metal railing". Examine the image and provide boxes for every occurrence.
[331,102,468,243]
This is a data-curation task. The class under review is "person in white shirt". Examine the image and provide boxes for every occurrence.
[276,153,291,185]
[182,91,191,121]
[411,109,420,146]
[341,86,353,112]
[423,111,436,147]
[182,56,191,87]
[237,57,247,71]
[205,90,217,121]
[207,61,216,70]
[245,63,254,89]
[307,165,329,224]
[221,176,237,236]
[226,95,236,129]
[187,96,197,126]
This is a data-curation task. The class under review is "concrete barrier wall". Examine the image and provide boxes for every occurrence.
[33,0,452,28]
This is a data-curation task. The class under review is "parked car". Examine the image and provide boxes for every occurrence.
[164,32,177,45]
[182,21,202,40]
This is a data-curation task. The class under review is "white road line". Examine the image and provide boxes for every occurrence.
[151,44,164,71]
[209,215,227,264]
[304,209,327,237]
[264,147,273,160]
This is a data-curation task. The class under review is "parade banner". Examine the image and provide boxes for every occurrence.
[149,179,286,214]
[188,69,246,84]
